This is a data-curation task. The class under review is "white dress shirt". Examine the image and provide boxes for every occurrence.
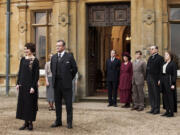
[163,62,169,74]
[58,50,65,58]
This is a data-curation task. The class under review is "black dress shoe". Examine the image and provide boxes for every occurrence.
[137,108,144,111]
[153,111,160,115]
[166,113,174,117]
[51,122,62,128]
[28,123,33,131]
[131,107,138,111]
[67,123,72,129]
[161,112,169,117]
[113,104,118,107]
[19,123,29,130]
[124,103,130,108]
[107,104,113,107]
[147,110,154,114]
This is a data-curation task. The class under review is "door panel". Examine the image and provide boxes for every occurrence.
[88,3,130,27]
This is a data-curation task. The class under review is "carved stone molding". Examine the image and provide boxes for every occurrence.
[16,3,28,9]
[143,10,155,25]
[58,13,69,27]
[18,21,27,33]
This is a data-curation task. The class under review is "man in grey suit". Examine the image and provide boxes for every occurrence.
[132,50,146,111]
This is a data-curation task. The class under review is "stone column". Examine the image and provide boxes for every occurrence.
[142,0,155,58]
[16,2,28,58]
[131,0,144,58]
[162,0,168,53]
[58,0,69,48]
[155,0,163,54]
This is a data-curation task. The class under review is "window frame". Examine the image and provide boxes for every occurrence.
[30,9,52,67]
[168,5,180,50]
[168,5,180,69]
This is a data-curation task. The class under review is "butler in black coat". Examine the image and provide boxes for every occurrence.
[146,45,164,114]
[160,51,177,117]
[50,40,77,129]
[106,50,121,107]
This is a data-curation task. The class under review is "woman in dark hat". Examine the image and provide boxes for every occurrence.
[118,52,133,108]
[16,43,39,130]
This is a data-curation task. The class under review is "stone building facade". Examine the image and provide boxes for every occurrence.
[0,0,180,98]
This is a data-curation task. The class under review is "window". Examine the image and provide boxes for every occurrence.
[169,7,180,68]
[32,10,52,69]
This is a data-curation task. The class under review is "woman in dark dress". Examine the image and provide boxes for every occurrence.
[16,43,39,130]
[118,52,133,108]
[159,51,177,117]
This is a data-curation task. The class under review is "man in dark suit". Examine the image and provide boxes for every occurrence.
[50,40,77,129]
[106,50,121,107]
[146,45,164,114]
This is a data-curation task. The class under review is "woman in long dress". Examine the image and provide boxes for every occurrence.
[160,51,177,117]
[45,53,55,110]
[118,52,133,108]
[16,43,39,130]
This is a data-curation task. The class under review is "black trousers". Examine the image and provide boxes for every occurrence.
[54,79,72,124]
[161,75,174,114]
[107,81,118,105]
[147,75,160,112]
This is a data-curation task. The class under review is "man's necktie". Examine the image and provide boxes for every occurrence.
[58,53,61,62]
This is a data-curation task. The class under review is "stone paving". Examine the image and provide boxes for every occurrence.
[0,96,180,135]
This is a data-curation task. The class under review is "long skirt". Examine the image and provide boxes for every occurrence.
[119,89,132,103]
[16,85,38,121]
[46,77,54,102]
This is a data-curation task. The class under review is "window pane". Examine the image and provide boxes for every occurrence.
[35,13,46,24]
[170,8,180,20]
[35,27,46,69]
[170,24,180,68]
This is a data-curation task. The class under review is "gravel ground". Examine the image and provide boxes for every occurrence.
[0,96,180,135]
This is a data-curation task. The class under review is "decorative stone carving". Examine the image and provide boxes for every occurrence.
[18,21,27,33]
[58,13,69,26]
[143,10,155,25]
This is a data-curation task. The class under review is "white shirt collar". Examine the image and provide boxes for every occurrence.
[111,57,115,61]
[152,53,158,57]
[58,50,65,57]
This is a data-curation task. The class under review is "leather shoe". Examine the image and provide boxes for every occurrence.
[166,113,174,117]
[137,108,144,111]
[161,112,169,116]
[28,123,33,131]
[113,104,117,107]
[51,122,62,128]
[146,110,154,114]
[19,123,29,130]
[131,107,138,111]
[153,111,160,115]
[67,123,72,129]
[107,104,113,107]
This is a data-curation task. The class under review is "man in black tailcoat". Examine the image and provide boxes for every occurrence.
[146,45,164,114]
[50,40,77,129]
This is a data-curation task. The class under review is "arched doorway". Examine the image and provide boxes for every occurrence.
[87,3,131,96]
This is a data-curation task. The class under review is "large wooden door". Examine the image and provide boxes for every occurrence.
[88,3,130,27]
[87,3,130,96]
